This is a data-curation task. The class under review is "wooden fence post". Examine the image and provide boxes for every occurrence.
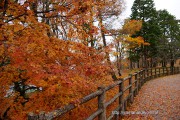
[134,73,138,96]
[146,69,149,81]
[98,86,106,120]
[163,67,165,76]
[170,67,173,75]
[174,67,176,74]
[119,79,124,111]
[142,70,145,85]
[144,69,146,82]
[139,71,142,89]
[129,75,133,104]
[166,67,169,75]
[155,68,157,78]
[118,79,124,119]
[144,69,147,82]
[141,70,144,85]
[150,68,153,79]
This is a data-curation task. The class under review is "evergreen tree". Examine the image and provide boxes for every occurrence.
[157,10,180,67]
[130,0,161,68]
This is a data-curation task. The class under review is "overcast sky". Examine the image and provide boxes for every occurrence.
[122,0,180,19]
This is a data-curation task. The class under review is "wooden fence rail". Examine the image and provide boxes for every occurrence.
[28,67,180,120]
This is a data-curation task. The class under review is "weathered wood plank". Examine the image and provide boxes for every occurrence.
[105,92,122,108]
[86,109,103,120]
[98,86,106,120]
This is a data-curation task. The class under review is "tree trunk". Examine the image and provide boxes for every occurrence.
[98,10,117,80]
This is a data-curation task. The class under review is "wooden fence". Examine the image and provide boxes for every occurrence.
[28,67,180,120]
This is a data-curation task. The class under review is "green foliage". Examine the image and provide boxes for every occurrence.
[129,0,180,68]
[130,0,157,21]
[156,10,180,66]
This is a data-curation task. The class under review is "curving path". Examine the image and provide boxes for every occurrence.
[123,74,180,120]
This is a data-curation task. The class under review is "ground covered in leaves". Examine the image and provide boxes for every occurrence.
[123,74,180,120]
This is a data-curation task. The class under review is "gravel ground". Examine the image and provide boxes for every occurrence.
[122,74,180,120]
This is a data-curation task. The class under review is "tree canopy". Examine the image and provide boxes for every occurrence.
[156,10,180,67]
[0,0,124,119]
[129,0,180,68]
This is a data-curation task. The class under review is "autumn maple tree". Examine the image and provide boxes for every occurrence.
[0,0,149,119]
[0,0,116,119]
[112,19,149,75]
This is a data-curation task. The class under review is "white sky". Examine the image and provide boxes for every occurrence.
[122,0,180,19]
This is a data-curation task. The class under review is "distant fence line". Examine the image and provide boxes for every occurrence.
[28,67,180,120]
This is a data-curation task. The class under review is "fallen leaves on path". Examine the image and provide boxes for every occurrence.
[122,74,180,120]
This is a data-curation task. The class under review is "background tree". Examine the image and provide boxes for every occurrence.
[96,0,124,80]
[157,10,180,67]
[130,0,161,68]
[112,19,149,74]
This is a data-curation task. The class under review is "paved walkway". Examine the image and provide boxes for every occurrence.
[123,74,180,120]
